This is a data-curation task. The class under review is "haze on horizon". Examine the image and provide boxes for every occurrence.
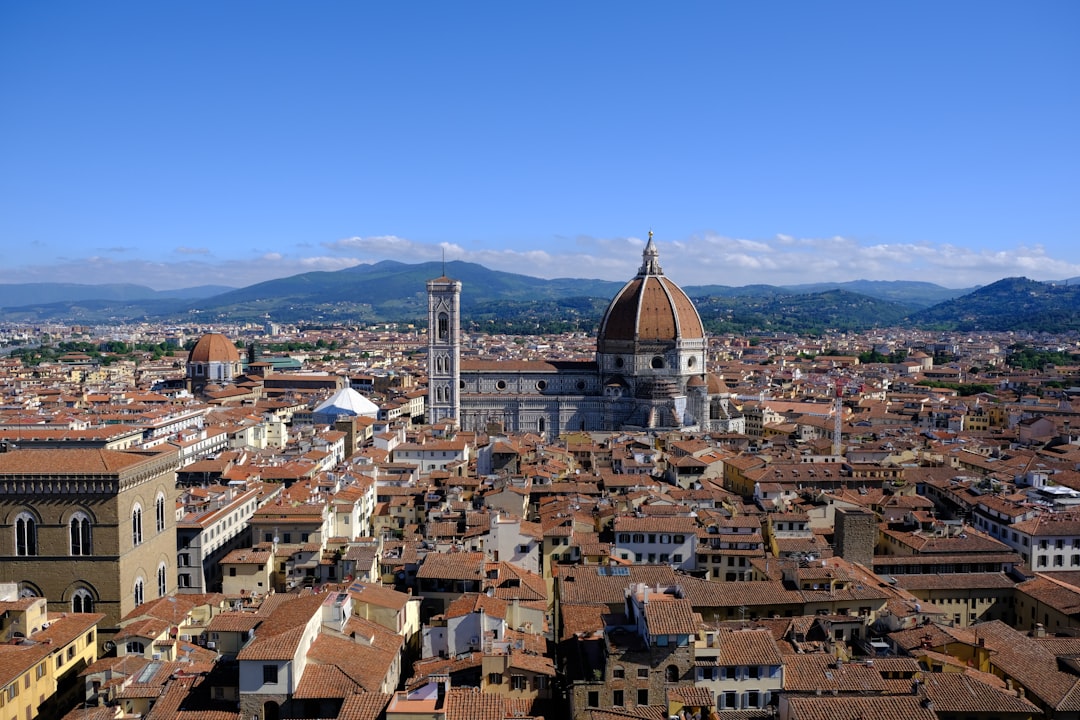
[1,2,1078,292]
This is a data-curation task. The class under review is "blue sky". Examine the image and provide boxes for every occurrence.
[2,1,1078,291]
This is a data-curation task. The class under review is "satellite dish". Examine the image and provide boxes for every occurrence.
[103,640,116,653]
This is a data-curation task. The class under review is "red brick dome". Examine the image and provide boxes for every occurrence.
[188,333,241,364]
[597,236,704,354]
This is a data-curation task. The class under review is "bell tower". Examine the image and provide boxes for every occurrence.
[427,271,461,426]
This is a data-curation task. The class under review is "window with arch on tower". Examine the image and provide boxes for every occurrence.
[132,505,143,546]
[157,563,167,597]
[14,512,37,556]
[133,577,145,607]
[155,493,166,533]
[70,513,92,556]
[438,312,449,340]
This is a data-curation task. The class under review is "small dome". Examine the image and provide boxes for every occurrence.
[706,373,730,395]
[597,235,704,353]
[188,333,241,364]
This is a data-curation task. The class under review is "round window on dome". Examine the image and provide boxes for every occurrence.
[577,380,586,391]
[614,357,624,369]
[536,380,547,392]
[651,356,665,369]
[688,356,697,368]
[496,380,507,391]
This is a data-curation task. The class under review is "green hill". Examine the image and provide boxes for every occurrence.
[2,264,1077,334]
[911,277,1080,332]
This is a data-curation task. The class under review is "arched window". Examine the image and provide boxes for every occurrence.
[133,577,145,607]
[437,312,449,340]
[70,512,92,556]
[132,504,143,546]
[157,563,167,597]
[72,589,94,613]
[126,640,145,655]
[155,493,166,533]
[14,512,37,556]
[665,664,679,683]
[18,584,39,599]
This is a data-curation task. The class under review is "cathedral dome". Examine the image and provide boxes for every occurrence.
[188,333,241,364]
[596,235,704,354]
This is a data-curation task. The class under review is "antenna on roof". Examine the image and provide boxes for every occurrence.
[442,246,446,277]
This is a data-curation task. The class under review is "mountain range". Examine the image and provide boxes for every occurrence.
[2,262,1079,334]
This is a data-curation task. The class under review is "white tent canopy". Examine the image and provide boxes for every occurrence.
[313,387,379,418]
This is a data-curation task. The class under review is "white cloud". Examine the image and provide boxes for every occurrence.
[0,253,365,291]
[3,233,1079,291]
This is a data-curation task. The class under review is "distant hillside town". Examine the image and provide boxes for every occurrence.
[0,240,1079,720]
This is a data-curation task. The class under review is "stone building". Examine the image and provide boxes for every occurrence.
[430,235,742,436]
[833,506,878,568]
[0,446,180,646]
[566,581,699,719]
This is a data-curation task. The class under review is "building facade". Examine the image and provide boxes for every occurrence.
[0,446,180,645]
[429,235,741,437]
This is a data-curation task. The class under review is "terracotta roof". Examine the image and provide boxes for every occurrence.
[336,692,393,720]
[920,672,1042,714]
[235,594,324,661]
[557,565,678,606]
[293,663,359,699]
[713,629,783,666]
[305,633,398,693]
[783,654,886,694]
[643,597,700,636]
[445,687,506,720]
[0,447,172,475]
[784,695,936,720]
[416,551,485,580]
